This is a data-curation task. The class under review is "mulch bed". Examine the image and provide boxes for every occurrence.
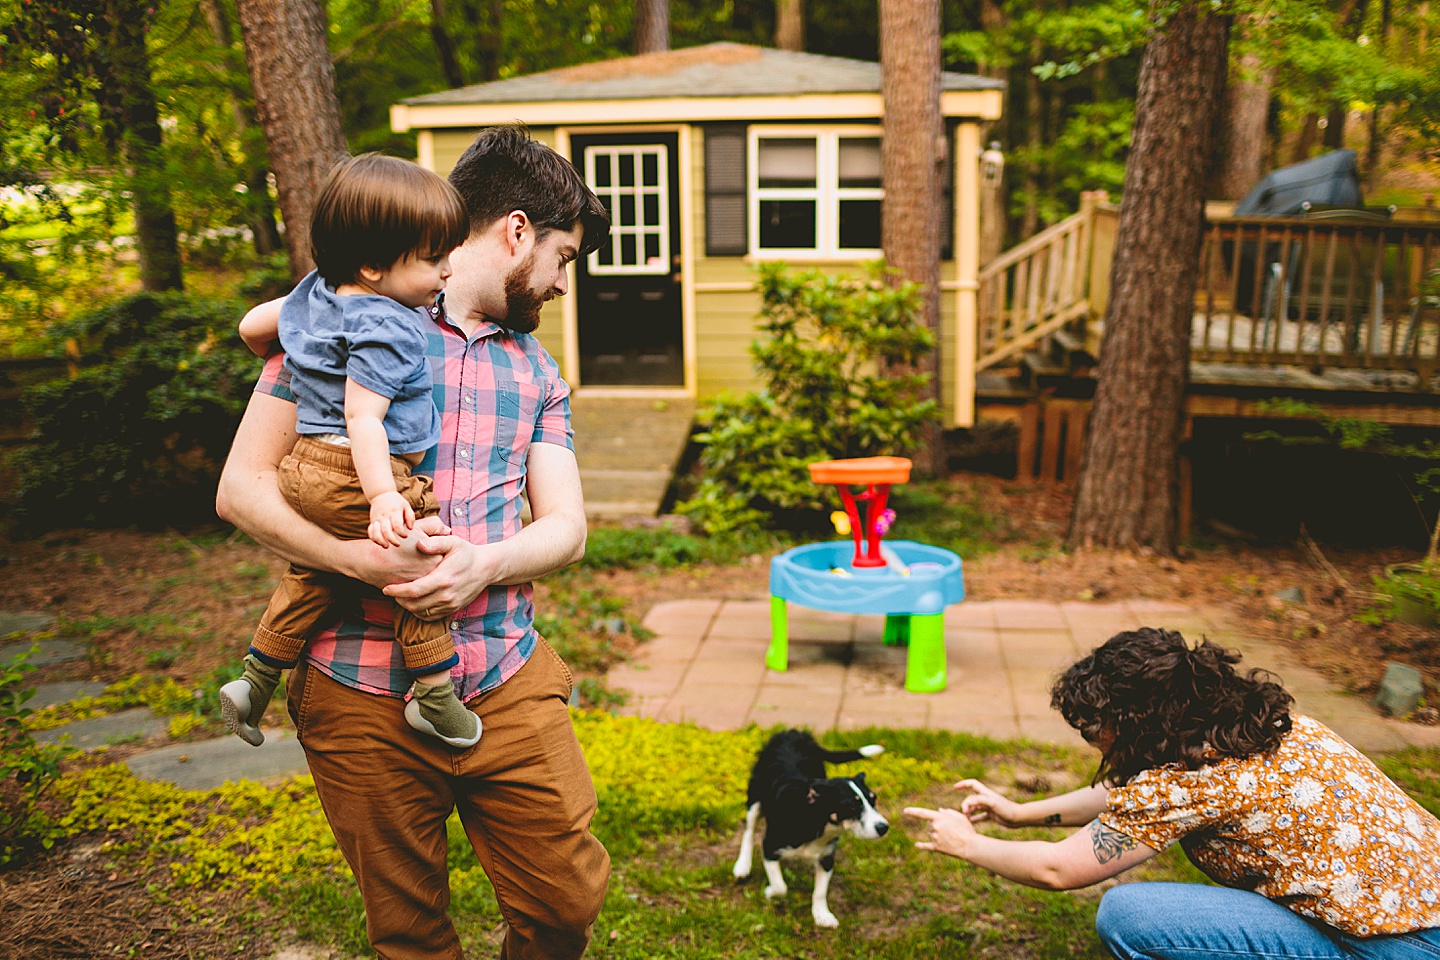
[0,845,265,960]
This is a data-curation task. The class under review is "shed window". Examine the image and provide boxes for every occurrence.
[749,127,883,257]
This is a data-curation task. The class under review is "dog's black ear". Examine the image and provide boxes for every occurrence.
[853,772,867,786]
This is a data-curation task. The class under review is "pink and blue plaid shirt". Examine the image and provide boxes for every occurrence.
[254,301,574,702]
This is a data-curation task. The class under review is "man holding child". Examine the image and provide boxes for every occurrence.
[217,125,610,960]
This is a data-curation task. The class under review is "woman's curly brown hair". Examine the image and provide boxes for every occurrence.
[1050,627,1293,785]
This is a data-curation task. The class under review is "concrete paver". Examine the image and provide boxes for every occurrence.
[32,708,168,749]
[615,599,1439,753]
[30,681,108,710]
[1,637,88,668]
[127,729,308,790]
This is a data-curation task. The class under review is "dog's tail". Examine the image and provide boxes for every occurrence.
[816,744,885,764]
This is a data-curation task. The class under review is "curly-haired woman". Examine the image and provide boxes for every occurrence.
[905,627,1440,959]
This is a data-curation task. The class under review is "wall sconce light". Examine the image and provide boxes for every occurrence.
[980,141,1005,187]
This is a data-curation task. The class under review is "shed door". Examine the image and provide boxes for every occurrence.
[574,133,683,386]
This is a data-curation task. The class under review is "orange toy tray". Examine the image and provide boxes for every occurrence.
[807,456,913,486]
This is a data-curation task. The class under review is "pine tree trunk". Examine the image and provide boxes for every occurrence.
[879,0,943,474]
[1067,2,1230,553]
[1020,38,1043,239]
[1214,19,1272,201]
[235,0,348,280]
[775,0,805,51]
[199,0,283,257]
[457,0,503,82]
[105,0,184,291]
[634,0,670,53]
[429,0,468,88]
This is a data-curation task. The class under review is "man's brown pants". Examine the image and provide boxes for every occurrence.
[286,640,610,959]
[252,437,454,673]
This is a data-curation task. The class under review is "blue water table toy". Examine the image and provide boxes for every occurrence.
[768,456,965,693]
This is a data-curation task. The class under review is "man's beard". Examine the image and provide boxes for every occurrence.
[497,252,545,334]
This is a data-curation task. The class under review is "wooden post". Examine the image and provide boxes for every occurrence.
[954,122,982,428]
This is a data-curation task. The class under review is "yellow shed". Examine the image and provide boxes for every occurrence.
[391,42,1004,427]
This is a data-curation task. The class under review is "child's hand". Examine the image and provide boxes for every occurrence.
[368,491,415,548]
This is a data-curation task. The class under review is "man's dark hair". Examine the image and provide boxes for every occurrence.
[1051,627,1293,786]
[448,124,610,256]
[310,153,469,285]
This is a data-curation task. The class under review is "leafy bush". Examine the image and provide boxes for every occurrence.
[678,263,937,534]
[0,648,71,864]
[11,292,260,528]
[577,524,790,570]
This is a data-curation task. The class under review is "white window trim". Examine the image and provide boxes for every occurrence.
[747,125,883,259]
[584,144,672,276]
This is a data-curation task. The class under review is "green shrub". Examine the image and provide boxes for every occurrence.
[577,524,789,570]
[0,648,72,864]
[12,292,259,528]
[677,263,937,534]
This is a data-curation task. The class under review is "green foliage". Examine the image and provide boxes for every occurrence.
[11,292,260,529]
[577,524,790,570]
[0,648,72,865]
[678,263,937,535]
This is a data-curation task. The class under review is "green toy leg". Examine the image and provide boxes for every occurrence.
[905,613,946,693]
[883,615,910,646]
[767,595,789,672]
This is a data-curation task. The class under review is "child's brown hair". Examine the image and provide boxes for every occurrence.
[310,153,470,285]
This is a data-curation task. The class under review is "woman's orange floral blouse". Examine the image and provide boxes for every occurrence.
[1099,715,1440,936]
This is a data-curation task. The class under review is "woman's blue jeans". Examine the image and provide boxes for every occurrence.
[1097,883,1440,960]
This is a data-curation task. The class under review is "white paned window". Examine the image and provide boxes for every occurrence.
[748,127,883,257]
[585,144,671,275]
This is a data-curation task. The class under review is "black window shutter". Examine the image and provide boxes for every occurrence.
[705,124,748,257]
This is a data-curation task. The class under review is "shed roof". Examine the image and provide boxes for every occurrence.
[401,42,1004,107]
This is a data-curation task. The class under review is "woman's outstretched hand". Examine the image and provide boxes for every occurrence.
[954,779,1025,827]
[903,806,977,857]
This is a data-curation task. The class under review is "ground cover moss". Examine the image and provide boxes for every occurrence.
[41,715,1439,957]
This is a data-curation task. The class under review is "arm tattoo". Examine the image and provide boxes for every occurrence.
[1043,813,1062,825]
[1088,821,1138,864]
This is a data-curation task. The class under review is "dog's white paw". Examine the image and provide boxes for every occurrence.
[733,855,752,879]
[813,909,839,928]
[858,744,884,758]
[764,883,787,899]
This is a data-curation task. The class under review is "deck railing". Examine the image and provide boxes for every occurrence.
[1193,215,1440,381]
[975,191,1117,371]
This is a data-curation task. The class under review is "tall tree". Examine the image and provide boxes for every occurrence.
[635,0,671,53]
[776,0,805,51]
[428,0,468,88]
[1067,1,1230,553]
[95,0,185,290]
[234,0,348,279]
[198,0,284,257]
[1214,15,1273,200]
[879,0,943,474]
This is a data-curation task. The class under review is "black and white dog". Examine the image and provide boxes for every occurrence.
[732,729,888,928]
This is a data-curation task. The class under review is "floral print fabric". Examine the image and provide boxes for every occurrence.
[1099,715,1440,935]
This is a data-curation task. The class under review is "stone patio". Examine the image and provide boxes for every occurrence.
[613,598,1440,754]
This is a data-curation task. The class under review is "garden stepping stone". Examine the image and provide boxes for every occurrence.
[125,729,308,791]
[0,611,87,668]
[29,680,108,710]
[1374,663,1425,718]
[0,636,89,667]
[31,707,167,749]
[0,611,57,636]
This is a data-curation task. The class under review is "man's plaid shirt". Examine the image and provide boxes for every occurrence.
[254,301,574,702]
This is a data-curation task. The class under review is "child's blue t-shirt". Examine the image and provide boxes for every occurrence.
[278,271,441,455]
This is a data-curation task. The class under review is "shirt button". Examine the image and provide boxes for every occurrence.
[465,394,474,404]
[459,448,468,459]
[450,621,461,631]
